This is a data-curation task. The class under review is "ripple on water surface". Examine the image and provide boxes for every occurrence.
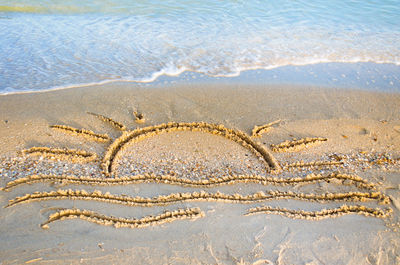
[0,0,399,92]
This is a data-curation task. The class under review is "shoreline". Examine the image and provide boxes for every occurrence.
[1,62,400,96]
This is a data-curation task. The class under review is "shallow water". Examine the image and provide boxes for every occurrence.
[0,0,399,93]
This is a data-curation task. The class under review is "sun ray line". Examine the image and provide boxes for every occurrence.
[271,137,328,152]
[50,125,111,142]
[87,112,127,131]
[22,147,98,163]
[251,120,281,137]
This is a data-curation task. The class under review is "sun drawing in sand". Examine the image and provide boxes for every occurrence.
[1,111,395,229]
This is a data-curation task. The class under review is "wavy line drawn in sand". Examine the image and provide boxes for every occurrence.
[101,122,281,176]
[41,207,204,229]
[282,160,344,171]
[251,120,281,137]
[271,137,328,152]
[1,172,377,191]
[245,205,392,220]
[370,157,400,165]
[22,147,98,163]
[87,112,127,131]
[6,189,390,208]
[50,125,111,142]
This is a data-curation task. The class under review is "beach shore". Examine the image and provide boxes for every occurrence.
[0,82,399,264]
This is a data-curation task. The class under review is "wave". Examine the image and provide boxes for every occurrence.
[1,1,399,93]
[2,61,400,95]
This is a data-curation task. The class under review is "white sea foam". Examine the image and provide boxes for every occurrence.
[0,0,399,93]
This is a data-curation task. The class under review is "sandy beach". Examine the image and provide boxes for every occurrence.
[0,82,399,264]
[2,0,400,263]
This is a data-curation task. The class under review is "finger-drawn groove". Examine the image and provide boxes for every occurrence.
[50,125,110,142]
[245,205,392,219]
[6,189,389,208]
[370,157,400,165]
[102,122,281,176]
[251,120,281,137]
[41,207,204,229]
[22,147,97,163]
[87,112,127,131]
[133,111,145,124]
[1,172,376,191]
[271,137,328,152]
[283,160,344,170]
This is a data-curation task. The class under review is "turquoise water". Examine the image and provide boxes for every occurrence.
[0,0,399,93]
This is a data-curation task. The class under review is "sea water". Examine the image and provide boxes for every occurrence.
[0,0,399,93]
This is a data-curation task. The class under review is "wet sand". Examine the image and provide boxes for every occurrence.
[0,83,399,264]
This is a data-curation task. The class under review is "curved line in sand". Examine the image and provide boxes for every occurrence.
[245,205,392,220]
[101,122,281,176]
[41,207,204,229]
[6,189,390,208]
[1,172,376,191]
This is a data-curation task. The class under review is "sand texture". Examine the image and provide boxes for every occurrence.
[0,83,399,264]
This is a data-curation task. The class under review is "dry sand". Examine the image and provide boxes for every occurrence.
[0,83,399,264]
